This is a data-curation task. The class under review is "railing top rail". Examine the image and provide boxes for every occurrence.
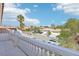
[23,37,79,56]
[9,30,79,56]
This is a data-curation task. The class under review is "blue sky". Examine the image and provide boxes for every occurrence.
[2,3,79,26]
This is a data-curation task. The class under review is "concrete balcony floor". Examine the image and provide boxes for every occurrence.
[0,38,26,56]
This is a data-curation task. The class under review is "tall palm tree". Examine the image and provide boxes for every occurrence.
[0,3,4,25]
[17,15,25,30]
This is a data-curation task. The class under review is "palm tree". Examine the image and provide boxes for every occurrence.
[17,15,25,30]
[0,3,4,25]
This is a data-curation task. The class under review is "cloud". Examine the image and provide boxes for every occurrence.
[3,19,17,21]
[33,5,38,7]
[53,3,79,15]
[3,18,40,25]
[56,4,63,10]
[4,3,16,8]
[52,8,56,11]
[15,4,21,7]
[4,3,21,8]
[4,8,27,16]
[25,18,40,25]
[3,3,40,26]
[3,7,27,22]
[25,8,31,13]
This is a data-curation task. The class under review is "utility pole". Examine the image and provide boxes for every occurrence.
[0,3,4,26]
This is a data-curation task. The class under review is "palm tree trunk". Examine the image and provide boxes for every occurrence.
[0,3,4,25]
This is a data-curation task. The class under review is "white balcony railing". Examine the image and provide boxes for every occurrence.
[5,30,79,56]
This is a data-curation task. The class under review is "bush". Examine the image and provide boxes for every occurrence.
[47,31,51,36]
[33,29,42,34]
[25,29,30,32]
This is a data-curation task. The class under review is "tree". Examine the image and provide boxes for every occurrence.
[33,26,42,34]
[64,18,79,35]
[17,15,25,30]
[59,18,79,38]
[58,18,79,49]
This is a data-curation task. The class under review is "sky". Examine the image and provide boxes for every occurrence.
[2,3,79,26]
